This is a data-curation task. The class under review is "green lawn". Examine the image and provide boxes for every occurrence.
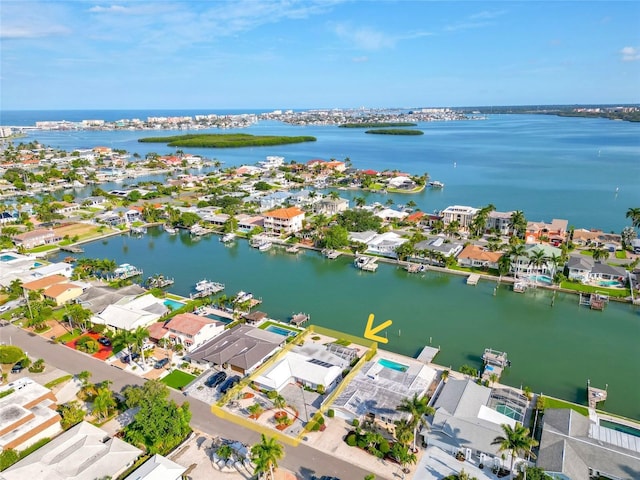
[615,250,627,259]
[161,370,196,390]
[541,396,589,416]
[560,281,630,298]
[56,328,82,344]
[27,244,59,253]
[258,320,300,333]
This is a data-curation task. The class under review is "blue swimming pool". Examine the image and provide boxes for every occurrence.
[378,358,409,372]
[0,254,18,262]
[485,365,495,372]
[33,262,43,267]
[600,420,640,438]
[206,313,232,324]
[265,325,297,337]
[164,299,185,310]
[599,280,623,288]
[529,275,553,285]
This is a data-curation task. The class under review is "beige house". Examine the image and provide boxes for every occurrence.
[457,245,503,270]
[12,229,61,249]
[263,207,305,235]
[42,283,84,306]
[150,313,225,351]
[440,205,479,229]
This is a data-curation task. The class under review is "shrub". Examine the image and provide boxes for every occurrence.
[0,449,19,471]
[311,336,321,340]
[316,385,325,394]
[352,419,360,427]
[266,390,278,400]
[345,433,357,446]
[75,336,100,354]
[28,359,45,373]
[327,409,334,418]
[378,438,390,455]
[317,415,325,425]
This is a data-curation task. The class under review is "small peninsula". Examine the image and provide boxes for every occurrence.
[339,122,418,128]
[364,129,424,135]
[138,133,316,148]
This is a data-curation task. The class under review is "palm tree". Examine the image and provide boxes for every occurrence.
[397,393,435,452]
[112,329,137,360]
[354,196,366,208]
[250,434,284,480]
[509,210,527,239]
[132,327,150,365]
[272,394,286,412]
[591,248,609,262]
[444,220,461,239]
[507,244,527,276]
[65,303,93,332]
[92,386,116,421]
[430,219,444,234]
[548,252,562,280]
[626,207,640,229]
[491,422,538,479]
[394,418,414,447]
[527,249,549,275]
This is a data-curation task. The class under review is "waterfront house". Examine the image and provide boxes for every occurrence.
[91,293,168,331]
[54,201,81,216]
[414,237,464,260]
[12,228,61,250]
[263,207,305,236]
[511,243,562,276]
[0,378,62,452]
[536,408,640,480]
[76,284,147,314]
[387,176,417,190]
[375,208,409,223]
[42,282,84,306]
[589,262,627,283]
[259,191,292,211]
[258,155,285,170]
[0,212,15,225]
[525,219,568,244]
[201,212,229,227]
[1,421,142,480]
[486,211,515,235]
[189,324,284,375]
[440,205,479,230]
[22,274,69,294]
[566,255,594,282]
[235,214,264,233]
[457,245,503,270]
[315,196,349,215]
[95,211,126,227]
[81,195,106,208]
[572,229,622,250]
[421,379,529,466]
[160,313,225,351]
[253,343,349,393]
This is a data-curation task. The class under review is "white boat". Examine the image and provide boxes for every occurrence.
[164,224,177,234]
[221,233,236,243]
[258,240,272,251]
[428,181,445,188]
[191,279,225,298]
[235,291,254,304]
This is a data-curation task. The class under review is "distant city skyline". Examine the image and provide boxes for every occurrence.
[1,1,639,110]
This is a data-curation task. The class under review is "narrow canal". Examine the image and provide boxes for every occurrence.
[51,227,640,420]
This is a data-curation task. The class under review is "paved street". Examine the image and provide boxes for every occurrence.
[2,323,378,480]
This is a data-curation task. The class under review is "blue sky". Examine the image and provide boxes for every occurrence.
[1,0,639,110]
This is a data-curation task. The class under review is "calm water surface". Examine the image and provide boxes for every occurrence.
[12,114,640,232]
[51,228,640,420]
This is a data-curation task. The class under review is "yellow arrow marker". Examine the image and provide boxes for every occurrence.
[364,313,393,344]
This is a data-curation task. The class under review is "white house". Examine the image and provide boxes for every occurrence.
[263,207,305,235]
[440,205,479,229]
[253,343,349,393]
[158,313,225,351]
[375,208,409,222]
[92,293,168,331]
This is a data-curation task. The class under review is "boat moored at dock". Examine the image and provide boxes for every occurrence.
[191,279,225,298]
[354,255,378,272]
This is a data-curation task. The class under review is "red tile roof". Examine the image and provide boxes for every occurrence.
[22,274,68,291]
[406,212,425,223]
[165,313,214,336]
[264,207,305,220]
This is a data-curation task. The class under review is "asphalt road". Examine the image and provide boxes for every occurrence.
[2,323,375,480]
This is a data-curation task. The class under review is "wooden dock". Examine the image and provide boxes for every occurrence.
[322,249,341,259]
[416,345,440,364]
[587,379,608,409]
[290,312,309,326]
[405,263,426,273]
[467,274,480,286]
[355,256,378,272]
[579,293,609,310]
[60,245,84,253]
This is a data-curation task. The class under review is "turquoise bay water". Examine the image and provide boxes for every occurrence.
[18,114,640,232]
[50,228,640,420]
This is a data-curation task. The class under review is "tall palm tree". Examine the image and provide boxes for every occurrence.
[548,252,562,279]
[251,434,284,480]
[491,422,538,479]
[527,249,549,275]
[509,211,527,239]
[507,244,527,276]
[354,196,366,208]
[92,386,116,421]
[444,220,461,239]
[591,248,609,263]
[394,418,414,447]
[397,393,435,452]
[132,327,150,364]
[626,207,640,229]
[112,329,137,360]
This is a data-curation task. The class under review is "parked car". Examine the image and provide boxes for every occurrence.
[97,336,111,347]
[121,352,140,363]
[219,375,241,394]
[11,361,24,373]
[154,358,170,369]
[205,371,226,388]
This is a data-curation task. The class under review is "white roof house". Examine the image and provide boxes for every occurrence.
[0,421,142,480]
[123,454,186,480]
[375,208,409,221]
[92,294,168,331]
[348,231,408,258]
[254,343,349,393]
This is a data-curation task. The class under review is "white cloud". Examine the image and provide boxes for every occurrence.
[333,23,432,51]
[352,56,369,63]
[1,24,70,39]
[620,46,640,62]
[88,5,130,14]
[469,10,507,21]
[445,9,506,32]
